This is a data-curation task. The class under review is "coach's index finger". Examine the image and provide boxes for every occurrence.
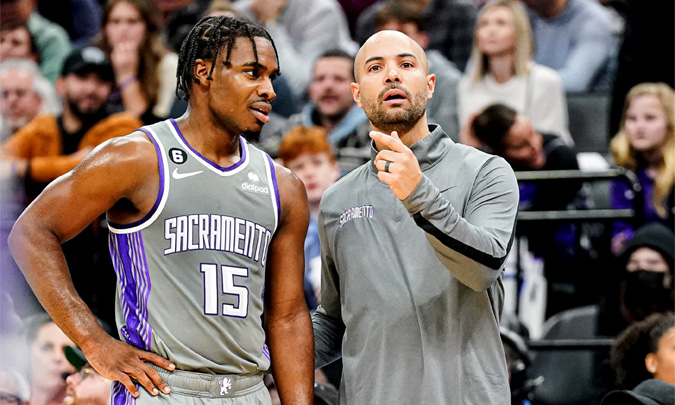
[369,130,407,152]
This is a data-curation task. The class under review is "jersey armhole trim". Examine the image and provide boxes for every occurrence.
[264,152,281,233]
[108,126,169,233]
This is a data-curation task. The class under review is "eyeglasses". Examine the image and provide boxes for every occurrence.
[77,366,95,382]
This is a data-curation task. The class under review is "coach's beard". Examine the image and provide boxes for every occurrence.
[361,90,427,135]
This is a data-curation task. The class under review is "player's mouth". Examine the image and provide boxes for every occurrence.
[249,103,271,124]
[382,89,408,105]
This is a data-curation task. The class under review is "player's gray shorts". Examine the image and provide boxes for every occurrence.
[111,366,271,405]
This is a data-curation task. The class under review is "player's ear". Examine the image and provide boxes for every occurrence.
[193,59,213,87]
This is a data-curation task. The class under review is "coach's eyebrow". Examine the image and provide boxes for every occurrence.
[364,56,384,66]
[364,53,419,65]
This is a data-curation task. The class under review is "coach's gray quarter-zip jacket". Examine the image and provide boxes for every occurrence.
[312,124,519,405]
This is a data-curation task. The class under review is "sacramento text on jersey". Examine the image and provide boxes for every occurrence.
[163,214,273,265]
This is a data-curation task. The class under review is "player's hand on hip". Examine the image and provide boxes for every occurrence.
[84,337,175,398]
[370,130,422,200]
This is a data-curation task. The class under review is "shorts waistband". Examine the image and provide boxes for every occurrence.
[150,365,264,398]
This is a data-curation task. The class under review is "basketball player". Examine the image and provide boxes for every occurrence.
[311,31,519,404]
[8,16,314,404]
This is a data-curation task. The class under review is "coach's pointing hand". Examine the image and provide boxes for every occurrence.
[370,130,422,200]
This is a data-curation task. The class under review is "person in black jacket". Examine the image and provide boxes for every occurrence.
[470,103,585,316]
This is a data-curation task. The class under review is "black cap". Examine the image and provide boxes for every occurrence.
[64,345,88,370]
[61,46,114,82]
[619,223,675,273]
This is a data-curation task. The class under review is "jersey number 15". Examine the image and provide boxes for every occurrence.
[201,264,249,318]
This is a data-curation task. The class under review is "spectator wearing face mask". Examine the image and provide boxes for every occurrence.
[598,223,675,338]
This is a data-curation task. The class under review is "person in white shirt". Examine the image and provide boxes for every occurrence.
[458,0,571,146]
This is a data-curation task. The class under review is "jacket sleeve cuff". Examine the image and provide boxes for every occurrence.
[401,174,440,215]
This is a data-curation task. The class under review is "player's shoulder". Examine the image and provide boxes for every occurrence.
[89,130,158,170]
[269,158,307,197]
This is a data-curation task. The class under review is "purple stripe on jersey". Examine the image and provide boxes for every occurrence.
[170,118,248,172]
[108,127,165,230]
[262,343,270,361]
[112,381,136,405]
[265,154,281,227]
[109,231,153,350]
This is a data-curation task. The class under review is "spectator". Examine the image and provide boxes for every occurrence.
[354,0,478,71]
[459,0,570,145]
[601,313,675,405]
[62,346,111,405]
[278,125,341,307]
[609,83,674,253]
[233,0,358,96]
[375,1,462,141]
[0,59,60,142]
[1,46,142,199]
[92,0,179,123]
[598,223,675,338]
[24,313,76,405]
[522,0,614,92]
[0,0,72,83]
[0,25,39,63]
[470,103,584,315]
[261,50,369,165]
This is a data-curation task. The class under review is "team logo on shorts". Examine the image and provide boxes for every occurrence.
[219,377,232,395]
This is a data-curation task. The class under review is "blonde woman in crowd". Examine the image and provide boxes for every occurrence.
[610,82,675,253]
[93,0,178,123]
[459,0,571,145]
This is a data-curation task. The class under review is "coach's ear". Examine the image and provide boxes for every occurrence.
[193,59,213,87]
[351,82,361,108]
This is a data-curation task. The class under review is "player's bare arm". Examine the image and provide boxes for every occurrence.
[263,164,314,405]
[8,132,175,398]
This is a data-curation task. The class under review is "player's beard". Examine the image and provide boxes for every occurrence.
[360,85,427,134]
[241,130,261,143]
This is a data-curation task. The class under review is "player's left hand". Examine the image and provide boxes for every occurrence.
[370,130,422,200]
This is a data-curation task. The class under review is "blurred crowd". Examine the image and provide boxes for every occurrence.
[0,0,672,404]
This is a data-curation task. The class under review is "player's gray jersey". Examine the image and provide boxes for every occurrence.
[108,119,280,375]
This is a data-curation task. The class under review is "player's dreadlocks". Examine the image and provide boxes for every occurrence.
[176,16,279,100]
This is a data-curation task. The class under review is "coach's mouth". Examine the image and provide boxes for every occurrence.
[382,89,408,105]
